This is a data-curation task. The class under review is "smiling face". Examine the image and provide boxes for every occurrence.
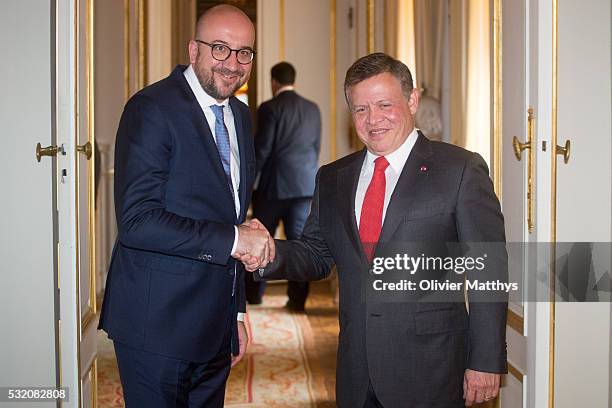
[189,6,255,102]
[348,72,419,156]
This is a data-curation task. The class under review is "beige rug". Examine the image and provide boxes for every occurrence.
[97,288,328,407]
[225,294,321,407]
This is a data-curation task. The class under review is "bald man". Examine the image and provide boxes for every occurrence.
[99,5,272,406]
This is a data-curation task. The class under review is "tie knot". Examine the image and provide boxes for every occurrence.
[374,156,389,172]
[210,104,224,120]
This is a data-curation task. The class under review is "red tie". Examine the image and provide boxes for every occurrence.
[359,156,389,261]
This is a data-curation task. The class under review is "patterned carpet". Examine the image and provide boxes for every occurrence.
[97,282,338,407]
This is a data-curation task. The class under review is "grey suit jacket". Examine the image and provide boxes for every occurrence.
[257,132,508,408]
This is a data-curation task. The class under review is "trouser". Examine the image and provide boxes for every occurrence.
[113,341,231,408]
[246,195,312,306]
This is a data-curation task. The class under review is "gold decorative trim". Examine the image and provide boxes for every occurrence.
[82,309,96,330]
[492,0,502,198]
[508,362,525,383]
[124,0,130,101]
[383,0,388,54]
[54,0,63,393]
[74,0,83,404]
[279,0,285,61]
[549,0,558,407]
[88,0,96,318]
[354,0,360,57]
[507,308,524,336]
[138,0,147,89]
[81,0,97,332]
[330,0,337,161]
[366,0,374,53]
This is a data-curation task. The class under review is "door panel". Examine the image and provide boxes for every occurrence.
[554,0,611,406]
[76,0,98,405]
[0,2,58,406]
[56,0,98,406]
[499,0,529,405]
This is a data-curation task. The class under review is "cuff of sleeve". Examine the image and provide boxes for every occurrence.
[237,312,246,322]
[230,226,239,255]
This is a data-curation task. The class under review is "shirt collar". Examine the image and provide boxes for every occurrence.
[274,85,295,97]
[364,128,420,173]
[183,64,230,109]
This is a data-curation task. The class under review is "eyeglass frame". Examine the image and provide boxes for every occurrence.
[194,40,256,65]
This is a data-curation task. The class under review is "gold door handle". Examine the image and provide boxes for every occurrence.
[512,108,536,232]
[512,136,531,161]
[36,143,59,162]
[512,108,535,161]
[555,140,570,164]
[77,141,92,160]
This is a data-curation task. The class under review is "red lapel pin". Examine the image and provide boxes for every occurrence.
[420,165,428,172]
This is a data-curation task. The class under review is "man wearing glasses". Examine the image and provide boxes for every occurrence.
[99,5,273,407]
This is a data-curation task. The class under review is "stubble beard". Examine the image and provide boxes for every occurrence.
[195,64,248,101]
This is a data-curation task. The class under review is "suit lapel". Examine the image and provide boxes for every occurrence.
[378,132,434,244]
[338,149,369,263]
[230,97,248,223]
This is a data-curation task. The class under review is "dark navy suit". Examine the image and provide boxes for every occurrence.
[99,65,255,407]
[246,90,321,307]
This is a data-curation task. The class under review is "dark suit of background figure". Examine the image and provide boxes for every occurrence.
[257,132,508,407]
[247,87,321,309]
[99,65,255,406]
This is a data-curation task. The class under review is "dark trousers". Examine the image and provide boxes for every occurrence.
[246,195,312,307]
[113,341,231,408]
[363,382,385,408]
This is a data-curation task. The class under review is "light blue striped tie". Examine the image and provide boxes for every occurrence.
[210,105,235,202]
[210,104,237,295]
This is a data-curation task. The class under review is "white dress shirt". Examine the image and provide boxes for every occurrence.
[355,128,419,228]
[184,65,245,321]
[184,65,241,219]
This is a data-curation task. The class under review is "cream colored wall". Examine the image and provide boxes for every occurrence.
[147,0,172,84]
[94,0,125,145]
[94,0,125,294]
[258,0,354,165]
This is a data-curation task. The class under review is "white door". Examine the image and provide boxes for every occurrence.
[553,0,611,406]
[0,1,97,407]
[498,0,541,405]
[500,0,612,406]
[0,2,59,407]
[57,0,99,406]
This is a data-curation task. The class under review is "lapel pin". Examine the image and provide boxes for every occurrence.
[420,165,428,172]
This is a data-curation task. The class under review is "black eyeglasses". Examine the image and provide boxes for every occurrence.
[195,40,255,65]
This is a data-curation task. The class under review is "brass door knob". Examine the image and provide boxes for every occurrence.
[555,140,570,164]
[512,136,531,161]
[36,143,59,162]
[77,141,92,160]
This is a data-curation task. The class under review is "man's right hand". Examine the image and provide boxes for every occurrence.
[232,218,275,270]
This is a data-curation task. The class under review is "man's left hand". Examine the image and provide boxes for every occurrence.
[463,369,500,406]
[231,321,249,367]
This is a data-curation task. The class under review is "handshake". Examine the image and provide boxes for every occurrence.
[232,218,275,272]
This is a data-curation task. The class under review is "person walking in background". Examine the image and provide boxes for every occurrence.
[246,62,321,311]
